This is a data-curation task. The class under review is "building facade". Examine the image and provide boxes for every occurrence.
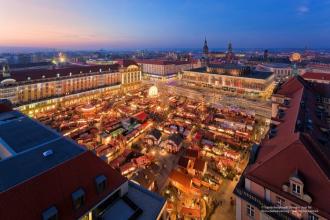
[0,61,141,114]
[234,76,330,220]
[181,64,275,99]
[136,59,200,79]
[258,63,306,83]
[306,63,330,73]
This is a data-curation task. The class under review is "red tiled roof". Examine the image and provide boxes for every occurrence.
[276,76,305,96]
[169,170,192,188]
[178,156,190,169]
[302,72,330,81]
[246,77,330,218]
[115,59,138,68]
[247,135,330,218]
[133,111,148,122]
[185,149,199,158]
[0,151,127,220]
[1,64,120,82]
[193,132,202,141]
[193,159,206,172]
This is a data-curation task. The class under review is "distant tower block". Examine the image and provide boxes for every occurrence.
[264,49,269,61]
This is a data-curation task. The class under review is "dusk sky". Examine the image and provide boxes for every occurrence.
[0,0,330,50]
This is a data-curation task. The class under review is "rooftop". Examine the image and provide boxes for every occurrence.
[261,63,291,68]
[0,114,59,153]
[0,64,120,83]
[103,182,166,220]
[302,72,330,82]
[0,150,127,219]
[187,67,273,80]
[0,111,86,192]
[136,59,193,65]
[244,76,330,218]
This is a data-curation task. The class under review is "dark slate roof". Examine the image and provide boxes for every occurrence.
[208,63,245,69]
[9,62,52,69]
[149,128,162,140]
[0,64,120,82]
[168,133,183,146]
[0,115,59,153]
[0,111,85,192]
[262,63,291,68]
[189,67,207,72]
[188,67,273,79]
[243,70,273,80]
[0,138,85,192]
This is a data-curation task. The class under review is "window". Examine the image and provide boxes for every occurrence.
[308,213,319,220]
[72,188,85,210]
[42,206,58,220]
[246,204,255,217]
[276,196,285,206]
[95,175,107,193]
[292,183,301,194]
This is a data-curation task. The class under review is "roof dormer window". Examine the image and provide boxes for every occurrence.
[283,170,313,204]
[71,188,85,210]
[42,206,58,220]
[95,175,107,193]
[292,183,301,194]
[289,170,304,198]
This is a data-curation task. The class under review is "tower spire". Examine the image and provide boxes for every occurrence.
[228,41,233,53]
[203,37,209,55]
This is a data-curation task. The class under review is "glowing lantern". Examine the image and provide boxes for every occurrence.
[148,85,158,97]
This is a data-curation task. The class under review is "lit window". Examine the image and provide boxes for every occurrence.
[292,183,301,194]
[246,204,255,217]
[308,213,319,220]
[72,188,85,210]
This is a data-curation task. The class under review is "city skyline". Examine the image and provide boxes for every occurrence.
[1,0,330,50]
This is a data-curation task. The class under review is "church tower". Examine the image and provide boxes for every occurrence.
[2,63,10,78]
[226,42,234,63]
[227,42,233,53]
[203,37,209,55]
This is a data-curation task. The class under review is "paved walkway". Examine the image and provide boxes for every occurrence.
[210,179,237,220]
